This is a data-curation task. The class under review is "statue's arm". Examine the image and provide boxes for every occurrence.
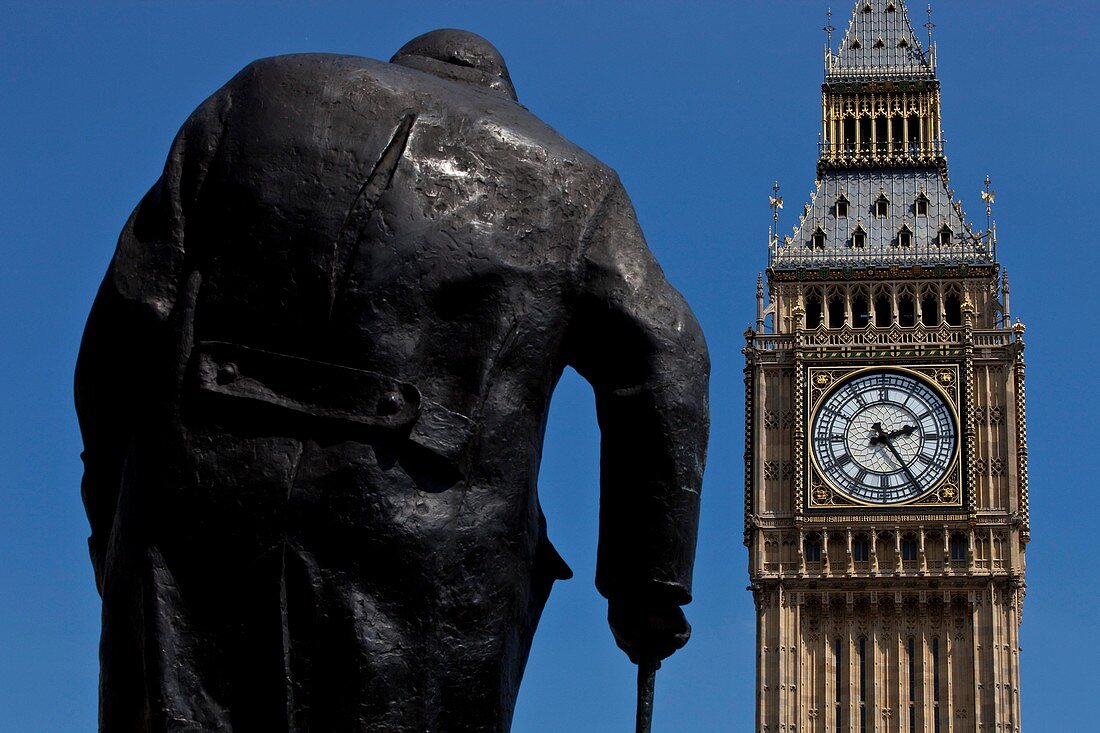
[565,177,710,660]
[75,83,231,593]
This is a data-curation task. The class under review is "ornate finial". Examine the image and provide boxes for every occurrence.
[824,7,835,48]
[769,180,783,244]
[792,303,806,325]
[1012,319,1026,337]
[925,4,935,47]
[980,174,996,233]
[757,272,764,297]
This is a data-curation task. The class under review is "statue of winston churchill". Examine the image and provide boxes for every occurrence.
[76,29,709,732]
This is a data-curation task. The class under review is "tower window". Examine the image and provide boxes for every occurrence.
[950,533,968,562]
[944,293,962,326]
[836,196,849,217]
[806,295,823,329]
[873,36,885,48]
[921,291,939,326]
[887,1,897,11]
[938,225,953,245]
[828,295,846,328]
[852,225,866,248]
[804,535,822,562]
[862,2,873,12]
[875,117,889,153]
[812,227,827,249]
[875,194,889,217]
[853,535,871,561]
[915,194,929,216]
[901,534,918,561]
[898,36,909,48]
[852,292,870,327]
[874,292,891,326]
[892,116,904,149]
[898,225,913,247]
[898,293,916,326]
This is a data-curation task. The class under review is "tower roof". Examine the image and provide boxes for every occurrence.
[771,169,990,270]
[828,0,933,80]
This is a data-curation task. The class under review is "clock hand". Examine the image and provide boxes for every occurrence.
[880,432,920,488]
[887,424,917,440]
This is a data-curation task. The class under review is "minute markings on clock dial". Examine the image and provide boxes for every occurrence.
[810,370,957,504]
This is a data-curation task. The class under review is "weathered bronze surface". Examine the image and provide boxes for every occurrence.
[76,29,709,732]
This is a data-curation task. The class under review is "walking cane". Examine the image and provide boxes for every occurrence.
[635,657,660,733]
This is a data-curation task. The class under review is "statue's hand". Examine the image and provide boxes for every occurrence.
[607,595,691,665]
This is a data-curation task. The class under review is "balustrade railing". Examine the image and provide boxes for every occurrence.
[819,139,945,161]
[757,554,1004,578]
[748,327,1012,351]
[770,240,993,268]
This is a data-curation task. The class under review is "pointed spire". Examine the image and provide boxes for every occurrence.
[828,0,932,79]
[756,273,766,332]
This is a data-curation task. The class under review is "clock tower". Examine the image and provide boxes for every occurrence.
[744,2,1028,731]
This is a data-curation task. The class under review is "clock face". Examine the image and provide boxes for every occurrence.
[810,370,958,504]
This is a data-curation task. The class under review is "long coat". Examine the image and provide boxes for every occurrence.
[76,51,709,732]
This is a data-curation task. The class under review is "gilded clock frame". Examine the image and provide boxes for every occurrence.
[804,363,965,511]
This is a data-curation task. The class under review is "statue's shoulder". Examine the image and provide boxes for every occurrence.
[216,52,617,192]
[226,53,402,93]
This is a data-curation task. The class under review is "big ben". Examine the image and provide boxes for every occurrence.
[744,2,1028,731]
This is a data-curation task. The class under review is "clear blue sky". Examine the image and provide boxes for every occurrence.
[2,1,1096,730]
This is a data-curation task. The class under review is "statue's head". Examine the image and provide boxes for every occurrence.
[391,29,517,102]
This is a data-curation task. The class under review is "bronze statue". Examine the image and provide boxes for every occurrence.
[76,29,709,732]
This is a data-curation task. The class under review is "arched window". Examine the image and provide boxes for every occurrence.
[877,531,896,568]
[805,534,822,562]
[828,293,846,328]
[898,292,916,326]
[950,533,968,562]
[853,535,871,562]
[892,116,904,149]
[852,291,870,328]
[901,534,919,562]
[806,295,823,329]
[944,292,962,326]
[874,291,892,327]
[921,290,939,326]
